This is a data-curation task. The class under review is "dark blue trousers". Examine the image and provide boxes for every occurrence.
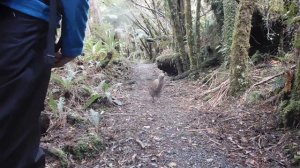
[0,5,52,168]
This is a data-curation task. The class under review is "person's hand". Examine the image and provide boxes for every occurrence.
[54,53,75,67]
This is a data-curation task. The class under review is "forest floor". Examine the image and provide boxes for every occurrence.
[44,62,299,168]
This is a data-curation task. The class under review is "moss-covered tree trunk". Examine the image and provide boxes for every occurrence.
[292,28,300,100]
[177,0,186,35]
[229,0,256,96]
[166,0,188,73]
[222,0,237,66]
[195,0,202,67]
[278,1,300,128]
[279,27,300,128]
[185,0,197,70]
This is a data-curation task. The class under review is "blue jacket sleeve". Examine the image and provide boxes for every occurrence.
[60,0,89,57]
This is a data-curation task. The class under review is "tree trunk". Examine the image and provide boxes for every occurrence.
[177,0,186,35]
[195,0,202,68]
[229,0,256,96]
[185,0,197,70]
[166,0,188,73]
[89,0,100,24]
[222,0,237,67]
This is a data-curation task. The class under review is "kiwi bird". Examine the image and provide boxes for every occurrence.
[149,74,165,102]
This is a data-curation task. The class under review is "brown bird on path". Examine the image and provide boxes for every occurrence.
[149,73,165,103]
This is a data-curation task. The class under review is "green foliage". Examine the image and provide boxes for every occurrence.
[51,65,80,92]
[82,85,102,109]
[286,2,299,18]
[84,94,103,109]
[283,1,299,25]
[84,23,121,61]
[84,40,107,61]
[51,74,73,92]
[269,0,284,13]
[48,93,58,115]
[89,23,114,42]
[84,38,120,62]
[82,80,113,109]
[47,93,65,116]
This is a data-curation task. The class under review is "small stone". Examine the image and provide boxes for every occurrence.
[168,162,177,168]
[206,158,213,162]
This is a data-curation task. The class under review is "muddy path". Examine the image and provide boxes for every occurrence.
[90,63,235,168]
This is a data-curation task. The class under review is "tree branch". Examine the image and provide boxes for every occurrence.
[129,0,166,18]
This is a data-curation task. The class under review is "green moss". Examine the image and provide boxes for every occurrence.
[247,91,264,104]
[280,100,300,127]
[229,0,256,96]
[66,113,87,126]
[156,53,179,64]
[222,0,237,59]
[49,147,69,168]
[63,133,104,160]
[294,31,300,49]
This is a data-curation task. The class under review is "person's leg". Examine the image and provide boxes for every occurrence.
[0,5,51,168]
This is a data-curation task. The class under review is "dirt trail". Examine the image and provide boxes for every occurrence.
[95,63,235,168]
